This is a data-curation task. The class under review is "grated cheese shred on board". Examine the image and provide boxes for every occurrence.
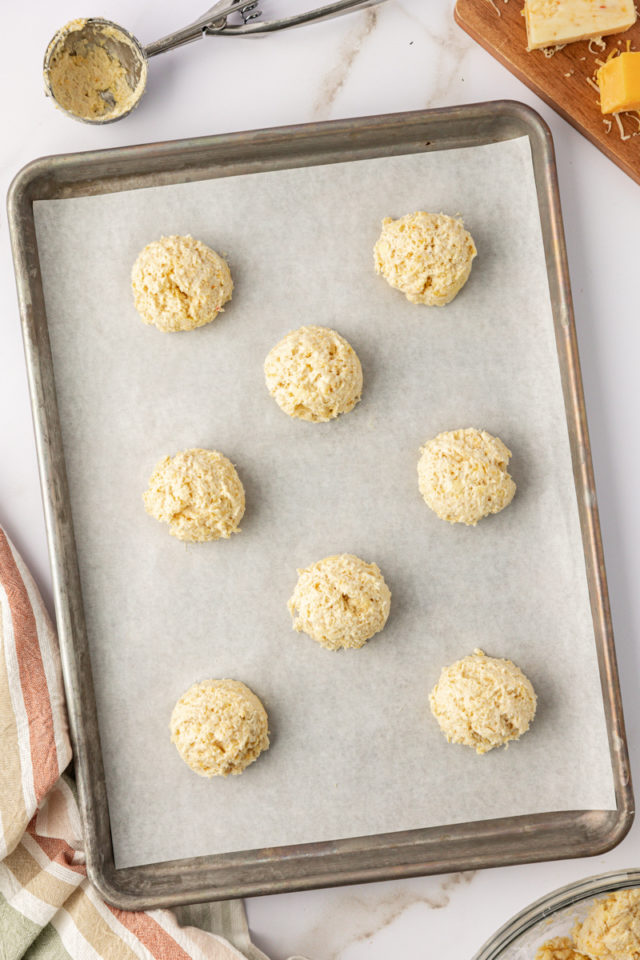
[614,112,631,139]
[588,36,607,53]
[541,43,566,57]
[604,118,613,132]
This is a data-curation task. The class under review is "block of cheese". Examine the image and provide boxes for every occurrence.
[524,0,636,50]
[597,52,640,113]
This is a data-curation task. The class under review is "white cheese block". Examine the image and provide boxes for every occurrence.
[524,0,636,50]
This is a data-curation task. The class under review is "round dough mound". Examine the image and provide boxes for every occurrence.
[573,890,640,960]
[429,649,536,754]
[374,211,476,306]
[131,235,232,332]
[418,428,516,526]
[143,448,245,542]
[170,679,269,777]
[288,553,391,651]
[264,325,363,422]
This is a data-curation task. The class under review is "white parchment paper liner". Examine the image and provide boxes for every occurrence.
[33,136,615,870]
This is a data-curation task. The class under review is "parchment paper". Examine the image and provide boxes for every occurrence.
[33,136,616,870]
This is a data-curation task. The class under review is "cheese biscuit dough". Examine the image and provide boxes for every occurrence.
[132,235,232,332]
[418,428,516,526]
[374,211,477,306]
[573,889,640,960]
[170,679,269,777]
[264,325,363,422]
[288,553,391,651]
[143,448,245,542]
[535,938,588,960]
[429,649,537,754]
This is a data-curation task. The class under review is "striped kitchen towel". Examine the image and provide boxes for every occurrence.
[0,525,272,960]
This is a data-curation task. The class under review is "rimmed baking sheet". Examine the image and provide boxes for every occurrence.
[8,103,633,908]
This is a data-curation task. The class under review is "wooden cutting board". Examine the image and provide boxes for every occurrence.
[454,0,640,184]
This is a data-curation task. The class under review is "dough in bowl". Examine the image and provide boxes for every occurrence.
[429,649,537,754]
[288,553,391,650]
[131,234,232,332]
[535,937,585,960]
[573,889,640,960]
[143,448,245,542]
[417,427,516,526]
[374,211,476,306]
[264,325,362,422]
[170,679,269,777]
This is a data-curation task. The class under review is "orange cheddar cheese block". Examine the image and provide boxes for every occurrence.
[524,0,636,50]
[597,52,640,113]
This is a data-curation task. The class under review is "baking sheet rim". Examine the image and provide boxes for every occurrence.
[7,101,633,909]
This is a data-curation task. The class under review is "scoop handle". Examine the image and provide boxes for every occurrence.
[143,0,246,57]
[144,0,387,54]
[207,0,387,36]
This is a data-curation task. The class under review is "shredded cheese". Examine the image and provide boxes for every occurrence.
[603,118,613,133]
[588,36,607,53]
[541,43,566,57]
[614,113,631,140]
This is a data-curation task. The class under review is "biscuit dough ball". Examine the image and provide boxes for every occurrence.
[288,553,391,650]
[264,325,363,422]
[143,448,245,542]
[573,890,640,960]
[131,235,233,332]
[429,649,537,754]
[418,428,516,526]
[374,211,476,306]
[170,679,269,777]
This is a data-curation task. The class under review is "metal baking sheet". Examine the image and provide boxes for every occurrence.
[8,103,633,909]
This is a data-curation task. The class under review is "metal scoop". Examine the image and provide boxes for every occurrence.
[43,0,385,124]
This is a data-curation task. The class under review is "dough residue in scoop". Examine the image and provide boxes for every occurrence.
[264,325,362,422]
[374,211,476,306]
[288,553,391,650]
[131,235,233,332]
[429,649,536,754]
[143,448,245,542]
[47,20,146,121]
[418,427,516,526]
[170,679,269,777]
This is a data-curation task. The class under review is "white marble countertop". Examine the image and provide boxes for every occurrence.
[2,2,639,958]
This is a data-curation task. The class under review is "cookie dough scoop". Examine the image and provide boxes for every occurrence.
[44,2,386,123]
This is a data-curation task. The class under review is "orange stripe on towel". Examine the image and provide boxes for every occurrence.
[27,821,87,877]
[0,529,59,801]
[107,906,194,959]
